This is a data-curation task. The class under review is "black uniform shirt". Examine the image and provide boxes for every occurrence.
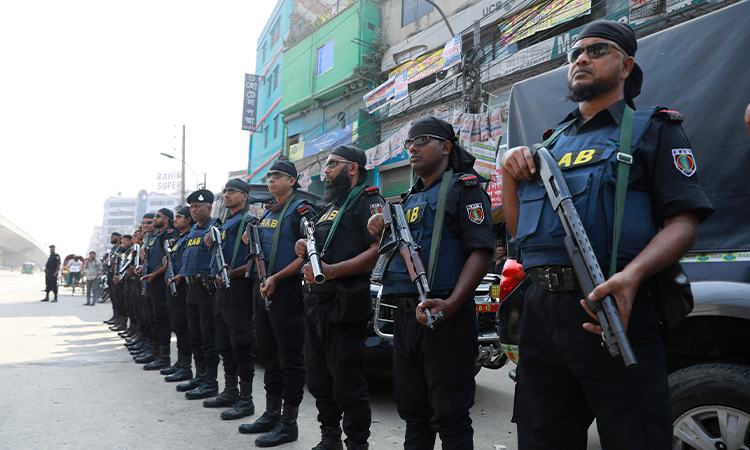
[410,169,495,256]
[560,99,714,226]
[46,253,61,271]
[314,182,384,282]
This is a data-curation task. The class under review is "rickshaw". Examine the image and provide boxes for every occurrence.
[22,262,35,275]
[60,254,86,294]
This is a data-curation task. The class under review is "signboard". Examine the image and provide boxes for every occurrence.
[156,171,182,192]
[499,0,591,47]
[363,78,395,113]
[443,35,462,69]
[242,74,260,131]
[389,48,446,84]
[630,0,666,25]
[290,122,358,162]
[394,71,408,103]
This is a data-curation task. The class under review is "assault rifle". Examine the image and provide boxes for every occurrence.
[119,243,139,278]
[373,203,443,330]
[245,220,270,310]
[208,225,230,289]
[164,240,178,296]
[530,143,637,367]
[301,217,325,284]
[141,233,150,297]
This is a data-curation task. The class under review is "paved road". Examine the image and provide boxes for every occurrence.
[0,270,601,449]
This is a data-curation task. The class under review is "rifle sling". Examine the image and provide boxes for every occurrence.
[426,168,453,289]
[609,104,635,278]
[230,211,250,269]
[321,184,365,256]
[267,194,296,276]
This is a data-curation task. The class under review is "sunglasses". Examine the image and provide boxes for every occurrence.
[325,159,353,169]
[154,214,165,219]
[222,188,239,195]
[265,171,288,180]
[567,42,628,64]
[403,134,447,150]
[141,220,153,225]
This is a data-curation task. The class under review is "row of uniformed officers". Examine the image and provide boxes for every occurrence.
[102,118,495,450]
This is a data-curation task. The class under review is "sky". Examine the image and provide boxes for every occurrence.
[0,0,278,254]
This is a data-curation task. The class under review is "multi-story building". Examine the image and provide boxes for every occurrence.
[280,0,382,196]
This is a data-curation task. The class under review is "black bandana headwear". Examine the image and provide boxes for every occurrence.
[407,117,481,178]
[225,178,250,194]
[269,161,301,189]
[158,208,174,222]
[575,20,643,105]
[330,145,368,179]
[176,206,191,218]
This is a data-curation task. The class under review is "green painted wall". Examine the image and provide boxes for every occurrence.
[280,0,380,116]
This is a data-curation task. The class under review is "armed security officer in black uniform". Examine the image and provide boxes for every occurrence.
[110,237,129,332]
[501,21,713,449]
[138,209,177,371]
[133,216,158,361]
[176,189,221,400]
[161,206,195,382]
[203,179,255,420]
[114,234,136,339]
[103,233,122,322]
[124,231,145,350]
[239,161,315,447]
[295,146,383,450]
[41,245,61,302]
[368,117,494,449]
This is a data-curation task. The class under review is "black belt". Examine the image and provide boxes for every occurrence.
[306,281,337,294]
[185,274,211,285]
[528,266,581,292]
[392,296,420,313]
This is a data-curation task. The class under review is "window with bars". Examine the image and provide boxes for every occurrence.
[401,0,433,27]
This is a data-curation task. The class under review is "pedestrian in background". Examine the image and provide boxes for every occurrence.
[41,245,61,302]
[84,251,102,305]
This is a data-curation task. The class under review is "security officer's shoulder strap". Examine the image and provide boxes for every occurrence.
[364,186,380,196]
[456,173,479,187]
[654,107,684,123]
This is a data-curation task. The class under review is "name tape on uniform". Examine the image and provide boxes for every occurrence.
[555,148,605,170]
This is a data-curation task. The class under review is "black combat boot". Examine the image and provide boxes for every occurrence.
[41,294,49,302]
[254,403,299,447]
[165,354,193,382]
[161,353,184,375]
[185,367,219,400]
[176,364,205,392]
[143,346,171,370]
[220,380,254,420]
[238,395,281,434]
[134,343,157,364]
[202,373,238,407]
[311,426,343,450]
[344,439,369,450]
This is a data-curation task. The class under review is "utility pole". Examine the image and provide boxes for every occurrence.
[463,20,484,114]
[181,125,186,206]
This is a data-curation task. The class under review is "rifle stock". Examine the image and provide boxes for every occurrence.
[164,240,178,296]
[141,233,150,296]
[208,226,230,289]
[245,222,270,310]
[530,143,637,368]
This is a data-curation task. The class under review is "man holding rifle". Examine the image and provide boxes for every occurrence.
[294,146,383,450]
[368,117,494,449]
[203,179,255,420]
[501,20,713,449]
[161,206,194,382]
[238,161,315,447]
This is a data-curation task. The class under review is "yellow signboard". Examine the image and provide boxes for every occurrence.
[500,0,591,47]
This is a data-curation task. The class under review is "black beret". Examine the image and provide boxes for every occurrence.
[331,145,368,176]
[225,178,250,194]
[268,161,301,189]
[187,189,215,205]
[176,206,191,218]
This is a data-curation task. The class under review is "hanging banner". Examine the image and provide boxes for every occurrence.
[389,48,446,84]
[289,141,306,162]
[394,71,409,103]
[363,78,395,113]
[241,74,261,131]
[443,35,462,69]
[499,0,591,47]
[630,0,666,25]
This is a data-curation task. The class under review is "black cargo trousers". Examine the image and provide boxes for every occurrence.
[214,276,256,382]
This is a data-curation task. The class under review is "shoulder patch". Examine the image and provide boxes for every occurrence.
[657,109,684,123]
[458,175,479,187]
[364,186,380,195]
[672,148,696,177]
[370,203,383,215]
[466,203,485,224]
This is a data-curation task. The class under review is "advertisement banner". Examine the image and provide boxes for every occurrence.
[389,48,446,84]
[242,74,260,131]
[294,122,357,162]
[394,71,409,103]
[630,0,666,25]
[499,0,591,47]
[289,141,306,162]
[488,168,502,209]
[443,35,462,69]
[363,78,395,113]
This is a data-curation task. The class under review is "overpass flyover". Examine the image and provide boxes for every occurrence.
[0,214,48,268]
